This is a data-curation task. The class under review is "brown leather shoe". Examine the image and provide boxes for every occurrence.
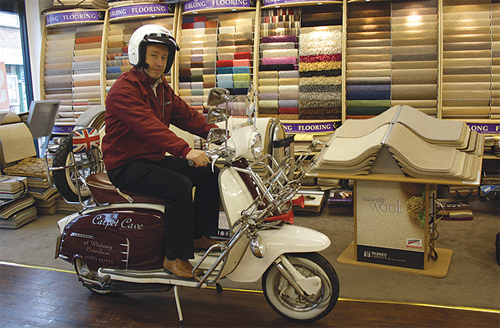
[194,236,218,250]
[163,257,202,278]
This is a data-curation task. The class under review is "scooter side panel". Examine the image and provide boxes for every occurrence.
[59,208,164,272]
[225,225,331,283]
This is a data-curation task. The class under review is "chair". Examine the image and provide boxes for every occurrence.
[26,100,60,157]
[0,110,36,173]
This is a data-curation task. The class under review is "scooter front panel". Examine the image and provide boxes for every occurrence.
[59,208,165,272]
[226,225,331,283]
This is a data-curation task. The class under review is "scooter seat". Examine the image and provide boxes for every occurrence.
[86,173,166,205]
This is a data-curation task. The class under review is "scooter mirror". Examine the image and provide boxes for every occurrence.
[207,87,230,106]
[207,128,229,145]
[207,106,231,124]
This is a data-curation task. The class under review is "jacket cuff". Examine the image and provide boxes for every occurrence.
[180,146,192,159]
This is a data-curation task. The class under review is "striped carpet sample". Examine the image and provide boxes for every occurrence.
[346,1,391,118]
[259,8,300,118]
[179,14,219,113]
[442,0,493,118]
[216,10,255,116]
[492,0,500,119]
[299,4,342,120]
[73,23,104,119]
[44,26,76,124]
[106,20,141,92]
[390,0,438,116]
[44,23,104,124]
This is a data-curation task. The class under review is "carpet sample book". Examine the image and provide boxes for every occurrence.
[311,105,483,182]
[259,8,300,118]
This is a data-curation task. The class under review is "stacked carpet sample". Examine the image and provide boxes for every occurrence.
[298,5,342,120]
[215,11,254,115]
[345,1,391,118]
[258,8,300,118]
[44,26,76,123]
[179,11,255,115]
[389,0,438,115]
[179,14,218,113]
[344,0,498,119]
[311,105,484,182]
[215,12,254,94]
[43,23,104,124]
[441,0,495,118]
[72,24,103,117]
[493,0,500,119]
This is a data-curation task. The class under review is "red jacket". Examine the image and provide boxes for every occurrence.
[103,67,216,171]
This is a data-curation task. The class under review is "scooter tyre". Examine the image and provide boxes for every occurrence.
[262,252,339,323]
[52,137,99,202]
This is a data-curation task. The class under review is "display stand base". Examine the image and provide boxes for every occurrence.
[337,242,453,278]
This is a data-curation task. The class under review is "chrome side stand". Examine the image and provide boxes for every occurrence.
[173,285,185,328]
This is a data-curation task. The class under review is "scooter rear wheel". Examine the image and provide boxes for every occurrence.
[262,252,339,323]
[52,115,105,203]
[52,137,101,202]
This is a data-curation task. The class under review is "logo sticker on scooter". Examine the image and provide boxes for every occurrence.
[70,232,94,239]
[92,215,144,230]
[92,215,119,229]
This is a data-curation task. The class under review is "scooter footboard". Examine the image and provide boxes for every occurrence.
[225,225,330,283]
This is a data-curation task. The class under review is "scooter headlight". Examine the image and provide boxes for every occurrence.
[250,235,265,258]
[251,132,263,159]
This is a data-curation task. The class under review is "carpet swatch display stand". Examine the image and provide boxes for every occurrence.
[308,105,483,277]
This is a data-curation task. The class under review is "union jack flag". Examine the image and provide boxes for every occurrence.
[72,128,100,153]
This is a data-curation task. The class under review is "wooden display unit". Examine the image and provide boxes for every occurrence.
[307,153,482,278]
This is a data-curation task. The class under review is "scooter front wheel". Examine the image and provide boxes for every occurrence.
[262,252,339,323]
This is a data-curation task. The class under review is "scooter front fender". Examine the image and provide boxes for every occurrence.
[226,224,330,283]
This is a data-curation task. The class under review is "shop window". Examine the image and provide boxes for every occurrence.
[0,1,33,114]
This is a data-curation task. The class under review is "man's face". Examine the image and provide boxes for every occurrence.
[143,43,169,80]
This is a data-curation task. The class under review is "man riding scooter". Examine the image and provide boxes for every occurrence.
[102,24,220,279]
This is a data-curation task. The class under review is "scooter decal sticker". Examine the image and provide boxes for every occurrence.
[73,128,100,153]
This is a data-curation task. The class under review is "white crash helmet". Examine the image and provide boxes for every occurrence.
[128,24,179,74]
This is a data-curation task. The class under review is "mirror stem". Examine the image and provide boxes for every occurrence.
[224,101,229,149]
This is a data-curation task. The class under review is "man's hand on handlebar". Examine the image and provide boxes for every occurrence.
[186,149,210,167]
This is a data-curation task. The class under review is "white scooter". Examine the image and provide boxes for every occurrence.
[54,87,339,326]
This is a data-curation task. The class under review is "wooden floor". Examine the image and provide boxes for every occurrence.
[0,263,498,328]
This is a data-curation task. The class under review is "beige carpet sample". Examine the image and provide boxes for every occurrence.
[311,105,482,182]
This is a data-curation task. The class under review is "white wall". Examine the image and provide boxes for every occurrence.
[25,0,52,101]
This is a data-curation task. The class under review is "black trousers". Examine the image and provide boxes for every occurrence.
[107,156,220,260]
